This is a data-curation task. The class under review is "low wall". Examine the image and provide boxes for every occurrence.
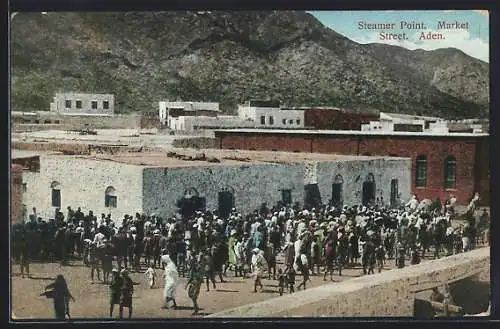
[172,137,219,149]
[207,248,489,318]
[11,113,141,130]
[12,142,157,155]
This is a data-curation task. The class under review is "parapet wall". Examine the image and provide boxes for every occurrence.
[207,248,490,318]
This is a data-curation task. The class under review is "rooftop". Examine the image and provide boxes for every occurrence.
[13,148,403,168]
[214,128,489,137]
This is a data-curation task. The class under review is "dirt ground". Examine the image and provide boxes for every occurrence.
[12,253,408,320]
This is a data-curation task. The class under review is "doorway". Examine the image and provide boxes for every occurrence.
[390,179,399,208]
[176,188,206,219]
[304,184,322,210]
[362,173,375,206]
[218,190,234,219]
[332,174,344,208]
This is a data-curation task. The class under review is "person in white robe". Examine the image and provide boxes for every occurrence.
[161,254,179,309]
[251,248,268,292]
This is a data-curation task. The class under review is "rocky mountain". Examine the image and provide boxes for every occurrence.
[10,11,489,118]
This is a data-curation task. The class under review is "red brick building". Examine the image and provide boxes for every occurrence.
[11,164,24,224]
[214,129,490,206]
[298,108,379,130]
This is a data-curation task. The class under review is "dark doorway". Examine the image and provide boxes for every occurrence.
[176,188,206,219]
[332,174,344,208]
[362,173,375,206]
[218,190,234,219]
[281,189,292,206]
[304,184,322,210]
[390,179,399,208]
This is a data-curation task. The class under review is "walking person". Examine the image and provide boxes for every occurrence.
[251,248,268,293]
[119,269,134,320]
[109,269,123,318]
[42,275,75,320]
[185,262,203,315]
[161,254,179,309]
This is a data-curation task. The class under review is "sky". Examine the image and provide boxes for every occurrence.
[308,10,489,63]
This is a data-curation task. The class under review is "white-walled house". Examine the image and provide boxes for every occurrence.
[237,101,305,128]
[50,93,114,116]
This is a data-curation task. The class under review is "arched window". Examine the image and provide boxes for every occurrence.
[415,155,427,187]
[444,156,457,189]
[50,181,61,208]
[105,186,117,208]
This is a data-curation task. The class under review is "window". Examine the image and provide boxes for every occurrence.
[281,189,292,205]
[22,183,27,193]
[54,120,60,124]
[91,101,98,109]
[105,186,117,208]
[260,116,266,125]
[289,119,294,124]
[282,119,287,125]
[269,116,274,125]
[103,101,110,110]
[415,154,427,187]
[51,181,61,208]
[296,119,301,125]
[444,156,456,189]
[76,100,82,109]
[65,100,72,109]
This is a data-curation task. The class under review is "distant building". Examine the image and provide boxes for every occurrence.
[238,101,305,128]
[168,115,256,132]
[50,92,114,116]
[362,112,447,133]
[158,101,221,127]
[11,164,25,224]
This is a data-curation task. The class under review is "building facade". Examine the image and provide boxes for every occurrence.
[16,150,411,222]
[361,112,447,133]
[50,93,115,116]
[159,101,221,127]
[238,101,305,129]
[214,129,490,206]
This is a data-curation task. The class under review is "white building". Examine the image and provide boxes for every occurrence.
[361,112,448,133]
[237,101,305,128]
[50,93,114,116]
[158,101,221,126]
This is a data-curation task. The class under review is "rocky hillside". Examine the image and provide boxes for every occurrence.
[10,11,489,118]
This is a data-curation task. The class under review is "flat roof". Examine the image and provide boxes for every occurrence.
[40,149,405,168]
[214,128,489,137]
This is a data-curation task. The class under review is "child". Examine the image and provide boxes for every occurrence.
[375,245,386,273]
[277,268,286,296]
[145,266,156,289]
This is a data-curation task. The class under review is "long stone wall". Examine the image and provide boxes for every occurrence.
[142,158,411,218]
[207,248,490,318]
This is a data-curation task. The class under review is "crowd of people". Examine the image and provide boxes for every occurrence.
[12,193,490,319]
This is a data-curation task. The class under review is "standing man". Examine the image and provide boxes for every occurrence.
[119,269,134,320]
[109,269,123,317]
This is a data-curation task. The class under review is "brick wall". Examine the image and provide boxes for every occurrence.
[217,132,489,205]
[11,165,24,224]
[304,109,379,130]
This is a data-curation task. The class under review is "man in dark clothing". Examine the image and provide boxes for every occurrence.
[19,229,30,278]
[119,270,134,319]
[109,269,123,317]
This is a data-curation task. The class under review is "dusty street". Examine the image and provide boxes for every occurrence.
[12,255,403,319]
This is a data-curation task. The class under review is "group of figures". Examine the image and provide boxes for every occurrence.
[12,193,489,319]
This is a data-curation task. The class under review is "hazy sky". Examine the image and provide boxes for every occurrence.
[308,10,489,62]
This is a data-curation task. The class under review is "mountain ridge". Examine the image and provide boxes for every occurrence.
[10,11,489,119]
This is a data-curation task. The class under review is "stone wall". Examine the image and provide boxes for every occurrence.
[11,112,140,130]
[207,248,490,318]
[12,142,156,155]
[172,137,219,149]
[142,158,411,218]
[22,155,143,222]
